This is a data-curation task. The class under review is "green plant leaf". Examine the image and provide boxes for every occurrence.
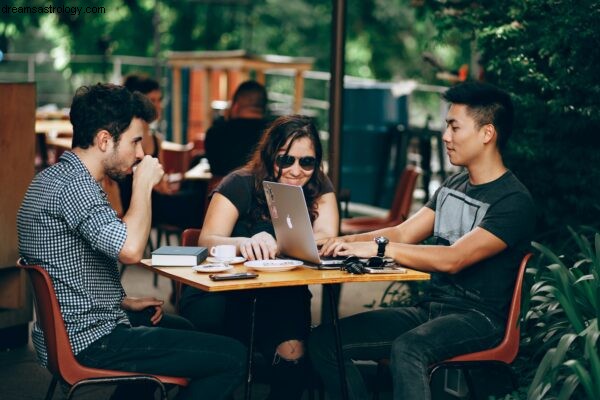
[552,333,578,369]
[532,242,568,270]
[582,321,600,397]
[557,374,580,400]
[564,359,597,399]
[547,285,585,333]
[528,349,555,399]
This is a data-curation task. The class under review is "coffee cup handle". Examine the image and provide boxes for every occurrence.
[210,247,217,257]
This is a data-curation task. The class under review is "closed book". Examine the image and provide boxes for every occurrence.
[151,246,208,266]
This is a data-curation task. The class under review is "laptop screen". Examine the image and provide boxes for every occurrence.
[263,181,345,268]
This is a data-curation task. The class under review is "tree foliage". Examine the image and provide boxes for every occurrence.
[422,0,600,240]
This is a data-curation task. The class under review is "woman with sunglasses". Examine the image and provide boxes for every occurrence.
[179,114,339,399]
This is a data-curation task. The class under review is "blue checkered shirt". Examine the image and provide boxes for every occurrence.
[17,152,130,367]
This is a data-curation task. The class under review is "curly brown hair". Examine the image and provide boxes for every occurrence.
[243,114,329,224]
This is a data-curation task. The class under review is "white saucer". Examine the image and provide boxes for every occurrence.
[192,264,234,273]
[206,256,246,264]
[244,259,303,272]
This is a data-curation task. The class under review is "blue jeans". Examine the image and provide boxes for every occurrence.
[76,310,246,400]
[309,302,504,400]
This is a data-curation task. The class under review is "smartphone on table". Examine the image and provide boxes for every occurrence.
[209,272,259,281]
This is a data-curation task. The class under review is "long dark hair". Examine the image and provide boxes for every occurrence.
[244,114,328,223]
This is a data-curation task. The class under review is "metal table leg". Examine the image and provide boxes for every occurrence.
[245,295,257,400]
[325,284,349,400]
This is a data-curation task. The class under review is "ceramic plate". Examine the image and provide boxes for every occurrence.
[244,259,303,272]
[206,256,246,264]
[192,263,233,273]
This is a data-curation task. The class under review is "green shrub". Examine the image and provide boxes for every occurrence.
[523,228,600,399]
[422,0,600,242]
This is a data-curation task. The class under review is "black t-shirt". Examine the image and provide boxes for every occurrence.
[423,170,535,321]
[215,170,334,238]
[204,117,269,177]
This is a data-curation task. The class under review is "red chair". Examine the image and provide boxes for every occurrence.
[341,166,421,234]
[18,260,189,400]
[373,253,532,399]
[428,253,533,397]
[181,228,201,247]
[174,229,203,307]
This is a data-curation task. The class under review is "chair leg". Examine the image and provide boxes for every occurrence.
[44,376,58,400]
[461,368,477,400]
[66,376,168,400]
[372,362,385,400]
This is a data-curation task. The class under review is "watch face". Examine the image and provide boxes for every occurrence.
[375,236,389,245]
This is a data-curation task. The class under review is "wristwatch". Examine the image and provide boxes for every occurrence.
[374,236,389,257]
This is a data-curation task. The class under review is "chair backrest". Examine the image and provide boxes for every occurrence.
[448,252,532,364]
[387,165,421,222]
[176,229,202,308]
[18,260,82,381]
[160,142,194,174]
[181,228,201,247]
[20,260,191,388]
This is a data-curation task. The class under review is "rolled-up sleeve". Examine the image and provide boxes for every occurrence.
[61,178,127,260]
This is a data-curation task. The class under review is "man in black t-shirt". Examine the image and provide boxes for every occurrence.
[311,82,535,400]
[204,80,270,177]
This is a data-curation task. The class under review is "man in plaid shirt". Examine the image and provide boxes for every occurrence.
[18,83,245,399]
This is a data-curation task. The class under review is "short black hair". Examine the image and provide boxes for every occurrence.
[443,82,514,150]
[123,73,160,95]
[70,83,156,149]
[232,80,268,113]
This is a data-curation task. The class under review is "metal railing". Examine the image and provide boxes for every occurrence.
[1,52,447,129]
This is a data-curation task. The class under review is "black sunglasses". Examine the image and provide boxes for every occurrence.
[275,154,316,171]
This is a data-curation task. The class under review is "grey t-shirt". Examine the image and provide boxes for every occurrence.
[424,170,535,321]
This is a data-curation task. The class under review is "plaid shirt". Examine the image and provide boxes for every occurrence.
[17,152,129,366]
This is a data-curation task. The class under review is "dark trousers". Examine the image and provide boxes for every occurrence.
[75,311,246,400]
[309,302,504,400]
[179,285,313,399]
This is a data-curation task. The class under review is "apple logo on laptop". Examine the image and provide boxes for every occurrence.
[286,214,293,229]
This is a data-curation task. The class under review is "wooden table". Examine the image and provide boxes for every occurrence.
[34,120,73,168]
[183,162,212,181]
[35,119,73,136]
[46,136,72,150]
[138,260,429,399]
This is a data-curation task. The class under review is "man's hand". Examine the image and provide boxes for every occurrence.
[321,241,377,259]
[134,155,164,189]
[121,296,164,325]
[318,236,351,256]
[240,232,278,260]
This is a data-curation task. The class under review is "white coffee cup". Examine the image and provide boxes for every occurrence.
[210,245,236,260]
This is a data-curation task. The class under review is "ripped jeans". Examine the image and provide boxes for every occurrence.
[309,302,504,400]
[179,285,313,400]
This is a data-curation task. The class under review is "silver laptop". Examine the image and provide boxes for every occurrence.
[263,181,344,269]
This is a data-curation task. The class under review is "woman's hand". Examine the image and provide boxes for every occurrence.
[121,296,164,325]
[240,232,278,260]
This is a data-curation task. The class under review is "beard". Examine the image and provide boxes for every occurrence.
[104,147,135,182]
[106,168,129,182]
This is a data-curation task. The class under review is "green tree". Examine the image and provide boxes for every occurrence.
[422,0,600,240]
